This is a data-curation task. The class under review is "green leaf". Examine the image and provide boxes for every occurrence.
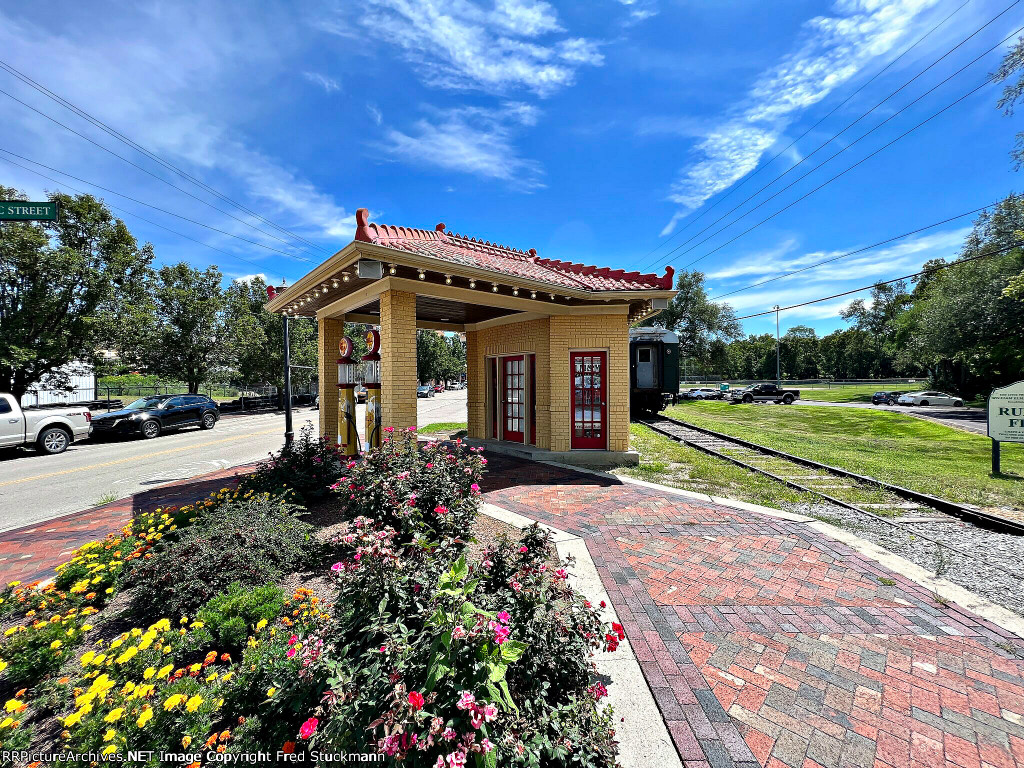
[487,660,508,682]
[500,640,527,663]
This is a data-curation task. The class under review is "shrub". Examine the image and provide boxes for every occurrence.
[192,582,286,656]
[333,432,486,545]
[238,423,343,503]
[124,493,316,621]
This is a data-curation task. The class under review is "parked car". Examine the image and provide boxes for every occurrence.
[729,383,800,404]
[871,390,903,405]
[417,385,435,398]
[90,394,220,439]
[683,387,723,400]
[896,391,964,407]
[433,384,445,393]
[0,393,92,455]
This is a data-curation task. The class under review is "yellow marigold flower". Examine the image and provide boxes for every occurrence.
[8,581,20,587]
[158,663,174,678]
[102,744,117,756]
[62,711,82,727]
[103,728,116,741]
[4,699,26,714]
[4,628,17,637]
[0,717,13,729]
[163,694,185,711]
[109,638,124,649]
[221,671,233,682]
[179,616,188,625]
[136,707,153,727]
[82,624,93,631]
[0,660,7,672]
[188,663,201,674]
[120,681,136,695]
[115,647,138,664]
[143,667,156,680]
[185,695,203,713]
[267,687,276,698]
[104,708,124,723]
[92,654,107,666]
[182,735,192,748]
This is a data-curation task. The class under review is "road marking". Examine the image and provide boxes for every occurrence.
[0,428,280,488]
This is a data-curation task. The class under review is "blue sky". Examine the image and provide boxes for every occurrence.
[1,0,1021,337]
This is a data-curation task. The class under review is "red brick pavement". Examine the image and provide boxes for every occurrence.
[481,455,1024,768]
[0,463,257,585]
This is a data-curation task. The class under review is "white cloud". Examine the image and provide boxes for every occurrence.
[331,0,603,97]
[663,0,940,229]
[302,71,341,92]
[614,0,659,23]
[233,273,271,284]
[367,104,383,125]
[376,103,544,191]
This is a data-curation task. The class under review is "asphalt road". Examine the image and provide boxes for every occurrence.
[799,399,987,435]
[0,390,470,533]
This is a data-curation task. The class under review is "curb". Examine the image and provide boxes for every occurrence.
[479,503,683,768]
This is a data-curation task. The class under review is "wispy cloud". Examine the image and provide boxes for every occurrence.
[367,104,383,125]
[662,0,940,232]
[613,0,658,24]
[302,71,341,92]
[376,103,545,191]
[328,0,604,97]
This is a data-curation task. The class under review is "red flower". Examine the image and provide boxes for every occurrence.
[408,691,425,710]
[299,717,318,740]
[282,741,296,754]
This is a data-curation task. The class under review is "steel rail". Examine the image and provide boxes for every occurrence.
[635,416,1024,576]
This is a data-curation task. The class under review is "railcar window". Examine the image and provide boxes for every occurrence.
[638,348,651,363]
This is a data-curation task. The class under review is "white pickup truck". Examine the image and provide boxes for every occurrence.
[0,393,92,455]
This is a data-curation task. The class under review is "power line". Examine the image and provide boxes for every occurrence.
[0,85,321,262]
[708,201,998,300]
[637,0,974,264]
[675,69,1003,272]
[0,153,279,276]
[0,147,311,262]
[730,239,1023,321]
[0,58,331,256]
[660,20,1024,272]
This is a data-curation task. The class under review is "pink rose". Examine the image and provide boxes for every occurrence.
[299,717,318,739]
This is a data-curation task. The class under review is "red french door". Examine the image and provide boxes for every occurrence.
[501,355,526,443]
[571,351,607,449]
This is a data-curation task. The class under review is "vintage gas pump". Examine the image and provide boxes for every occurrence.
[337,337,360,457]
[363,328,382,451]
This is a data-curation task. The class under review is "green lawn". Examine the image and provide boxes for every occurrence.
[796,384,906,403]
[621,423,815,509]
[417,421,468,435]
[664,401,1023,510]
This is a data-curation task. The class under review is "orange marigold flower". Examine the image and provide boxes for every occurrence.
[14,689,26,698]
[217,745,226,754]
[282,742,296,754]
[219,730,231,741]
[220,653,231,662]
[205,733,218,747]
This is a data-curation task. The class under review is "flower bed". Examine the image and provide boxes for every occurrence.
[0,432,621,767]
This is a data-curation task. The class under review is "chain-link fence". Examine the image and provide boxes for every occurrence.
[19,384,318,413]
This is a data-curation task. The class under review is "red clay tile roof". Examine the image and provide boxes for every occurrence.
[353,208,673,292]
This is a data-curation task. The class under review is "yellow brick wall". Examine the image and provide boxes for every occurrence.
[379,289,418,430]
[466,317,551,449]
[318,316,345,443]
[548,314,630,452]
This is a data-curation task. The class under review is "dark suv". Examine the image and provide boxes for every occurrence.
[91,394,220,440]
[871,391,902,405]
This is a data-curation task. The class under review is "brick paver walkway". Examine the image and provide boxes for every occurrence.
[481,456,1024,768]
[0,463,255,585]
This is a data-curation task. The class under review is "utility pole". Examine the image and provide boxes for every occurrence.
[283,312,294,447]
[774,305,781,386]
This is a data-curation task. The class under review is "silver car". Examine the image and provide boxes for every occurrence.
[896,390,964,407]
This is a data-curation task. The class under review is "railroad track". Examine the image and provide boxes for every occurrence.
[636,415,1024,551]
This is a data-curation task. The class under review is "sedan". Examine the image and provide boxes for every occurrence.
[685,388,722,400]
[433,384,445,393]
[417,385,435,398]
[871,391,903,405]
[91,394,220,439]
[896,391,964,407]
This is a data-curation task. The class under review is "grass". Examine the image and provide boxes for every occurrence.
[417,421,468,435]
[664,401,1024,510]
[93,492,119,506]
[620,423,813,509]
[796,384,909,403]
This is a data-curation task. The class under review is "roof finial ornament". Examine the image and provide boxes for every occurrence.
[435,222,446,232]
[355,207,372,243]
[528,248,537,260]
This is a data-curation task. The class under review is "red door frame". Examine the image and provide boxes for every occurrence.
[571,351,607,450]
[501,355,526,443]
[489,357,498,439]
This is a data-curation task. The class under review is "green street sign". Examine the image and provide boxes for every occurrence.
[0,201,57,221]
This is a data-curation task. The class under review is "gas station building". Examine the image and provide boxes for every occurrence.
[265,209,675,466]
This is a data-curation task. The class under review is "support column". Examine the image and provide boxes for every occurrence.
[318,315,345,443]
[379,289,418,431]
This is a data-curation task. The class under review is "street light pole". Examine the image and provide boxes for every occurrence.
[283,312,294,447]
[774,305,781,386]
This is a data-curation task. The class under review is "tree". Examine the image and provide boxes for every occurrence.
[134,263,230,394]
[994,35,1024,169]
[0,186,153,400]
[640,270,741,367]
[416,330,465,384]
[780,325,819,379]
[224,276,318,389]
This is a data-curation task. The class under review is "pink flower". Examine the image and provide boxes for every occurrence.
[480,738,494,753]
[408,691,425,710]
[434,758,445,768]
[470,483,480,493]
[286,647,297,658]
[443,727,457,741]
[470,708,484,729]
[289,635,298,646]
[331,562,343,572]
[496,611,510,624]
[510,579,522,592]
[456,691,476,711]
[384,427,395,433]
[426,463,434,468]
[380,644,387,653]
[447,751,467,768]
[434,505,449,515]
[493,625,511,645]
[519,546,528,553]
[299,717,318,739]
[482,703,498,722]
[452,625,467,640]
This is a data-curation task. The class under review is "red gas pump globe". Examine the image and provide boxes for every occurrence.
[365,329,381,355]
[338,337,354,360]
